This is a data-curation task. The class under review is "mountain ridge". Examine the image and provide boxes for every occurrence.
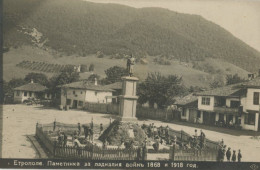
[3,0,260,72]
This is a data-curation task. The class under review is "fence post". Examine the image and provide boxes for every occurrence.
[172,144,175,161]
[53,119,56,131]
[91,145,94,159]
[142,144,147,161]
[181,130,183,142]
[53,141,57,157]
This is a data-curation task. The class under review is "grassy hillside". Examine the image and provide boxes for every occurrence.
[3,0,260,72]
[3,46,250,89]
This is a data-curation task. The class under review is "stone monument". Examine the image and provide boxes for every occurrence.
[99,55,146,146]
[118,76,139,121]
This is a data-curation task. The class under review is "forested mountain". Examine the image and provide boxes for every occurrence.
[4,0,260,72]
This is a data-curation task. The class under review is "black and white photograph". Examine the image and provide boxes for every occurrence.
[1,0,260,169]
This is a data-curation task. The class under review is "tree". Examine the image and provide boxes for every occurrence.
[8,78,26,89]
[24,72,49,86]
[210,81,223,89]
[87,74,100,83]
[54,67,80,86]
[48,67,80,97]
[137,72,188,108]
[226,74,246,85]
[4,78,27,100]
[89,64,95,72]
[104,66,128,84]
[80,64,88,72]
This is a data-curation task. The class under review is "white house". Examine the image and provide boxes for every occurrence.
[195,78,260,131]
[60,79,115,109]
[14,80,51,103]
[173,93,199,123]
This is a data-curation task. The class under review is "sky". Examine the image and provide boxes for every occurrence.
[86,0,260,52]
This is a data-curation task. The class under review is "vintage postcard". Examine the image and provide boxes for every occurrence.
[1,0,260,169]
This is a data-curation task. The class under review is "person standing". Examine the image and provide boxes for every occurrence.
[83,125,89,139]
[238,149,242,162]
[90,117,94,130]
[89,128,93,141]
[63,132,67,147]
[194,129,198,138]
[78,123,81,135]
[232,150,236,162]
[100,123,103,135]
[222,145,227,161]
[226,147,231,161]
[200,130,206,148]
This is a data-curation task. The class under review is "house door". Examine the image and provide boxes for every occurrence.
[227,115,233,124]
[189,109,197,123]
[203,112,210,125]
[210,112,216,125]
[72,100,78,108]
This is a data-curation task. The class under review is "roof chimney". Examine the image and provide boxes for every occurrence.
[31,79,34,83]
[94,78,97,86]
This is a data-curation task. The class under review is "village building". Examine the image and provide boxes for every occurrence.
[195,77,260,131]
[13,80,51,103]
[60,79,117,109]
[103,81,122,104]
[173,93,199,123]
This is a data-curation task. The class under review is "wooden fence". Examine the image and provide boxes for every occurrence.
[167,127,220,150]
[84,103,119,115]
[136,107,168,121]
[170,146,218,161]
[35,123,142,160]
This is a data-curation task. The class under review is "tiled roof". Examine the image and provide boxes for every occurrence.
[239,78,260,88]
[61,81,114,92]
[14,83,47,92]
[195,78,260,97]
[174,93,198,106]
[103,82,122,90]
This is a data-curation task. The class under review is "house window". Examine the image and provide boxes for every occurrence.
[244,113,255,125]
[80,91,83,94]
[47,93,50,98]
[230,101,240,108]
[73,91,76,95]
[78,101,83,106]
[253,92,259,105]
[95,92,98,96]
[24,92,27,96]
[202,97,210,105]
[29,92,32,97]
[16,91,20,96]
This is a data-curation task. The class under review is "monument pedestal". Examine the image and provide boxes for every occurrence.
[118,76,139,122]
[98,76,146,145]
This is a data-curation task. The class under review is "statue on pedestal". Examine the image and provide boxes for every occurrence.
[127,54,135,77]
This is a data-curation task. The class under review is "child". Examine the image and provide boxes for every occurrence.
[238,149,242,162]
[232,150,236,162]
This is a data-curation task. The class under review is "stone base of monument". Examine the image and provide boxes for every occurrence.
[98,120,146,146]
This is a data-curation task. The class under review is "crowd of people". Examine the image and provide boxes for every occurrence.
[217,139,242,162]
[141,124,207,151]
[55,119,106,148]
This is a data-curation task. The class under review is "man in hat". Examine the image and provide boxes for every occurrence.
[226,147,231,161]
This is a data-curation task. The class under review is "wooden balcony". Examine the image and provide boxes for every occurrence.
[214,106,240,114]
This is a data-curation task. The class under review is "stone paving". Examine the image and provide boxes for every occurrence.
[2,105,260,161]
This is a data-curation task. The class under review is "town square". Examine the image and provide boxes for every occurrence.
[2,0,260,168]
